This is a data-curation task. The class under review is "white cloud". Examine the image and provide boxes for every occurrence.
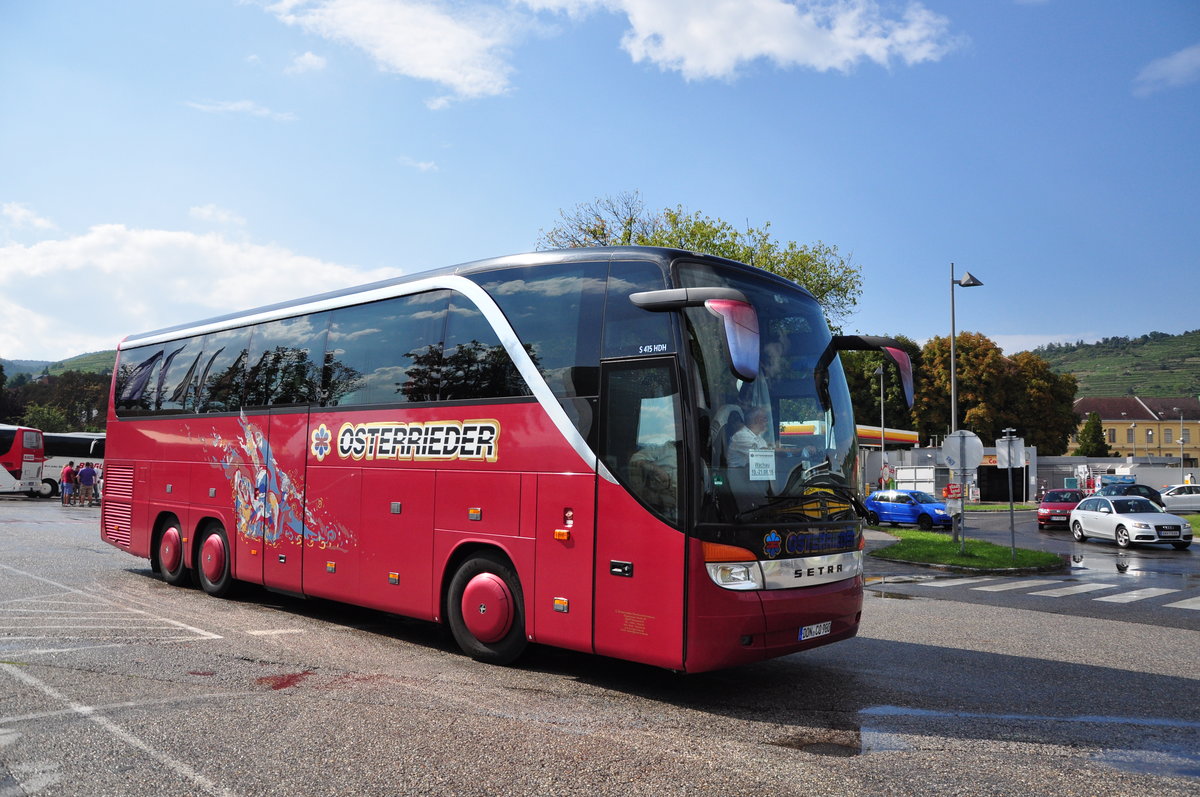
[189,204,247,226]
[0,225,401,360]
[266,0,521,106]
[1134,42,1200,97]
[185,99,297,121]
[260,1,957,106]
[2,202,56,232]
[286,50,328,74]
[398,155,438,172]
[523,0,959,79]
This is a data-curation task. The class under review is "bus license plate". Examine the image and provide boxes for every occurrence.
[799,621,832,641]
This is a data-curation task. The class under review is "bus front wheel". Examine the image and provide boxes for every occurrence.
[447,553,527,665]
[197,523,236,598]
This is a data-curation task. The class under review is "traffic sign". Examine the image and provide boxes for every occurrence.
[942,430,983,472]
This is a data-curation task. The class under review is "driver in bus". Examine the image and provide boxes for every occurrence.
[727,407,773,468]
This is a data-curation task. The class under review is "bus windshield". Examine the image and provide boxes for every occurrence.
[678,262,857,525]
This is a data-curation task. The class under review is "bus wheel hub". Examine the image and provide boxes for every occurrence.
[461,573,512,643]
[160,527,182,573]
[201,534,225,583]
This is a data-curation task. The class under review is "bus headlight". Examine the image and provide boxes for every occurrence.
[706,561,765,591]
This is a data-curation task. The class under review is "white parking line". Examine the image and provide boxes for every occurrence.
[0,663,237,797]
[972,579,1059,592]
[1094,588,1180,603]
[1028,583,1117,597]
[1162,596,1200,611]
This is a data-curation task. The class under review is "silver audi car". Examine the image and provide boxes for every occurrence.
[1070,496,1193,550]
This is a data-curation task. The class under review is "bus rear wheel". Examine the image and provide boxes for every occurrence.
[156,518,190,587]
[447,552,527,665]
[197,522,236,598]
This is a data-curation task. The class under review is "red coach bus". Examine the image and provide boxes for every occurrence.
[101,247,911,672]
[0,423,44,495]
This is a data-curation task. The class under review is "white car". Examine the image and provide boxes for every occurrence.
[1160,484,1200,514]
[1070,496,1193,550]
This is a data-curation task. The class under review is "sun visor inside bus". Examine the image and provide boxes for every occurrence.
[629,287,759,381]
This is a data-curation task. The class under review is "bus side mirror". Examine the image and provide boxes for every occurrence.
[815,335,915,409]
[630,287,759,382]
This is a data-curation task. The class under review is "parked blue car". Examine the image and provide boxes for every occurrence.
[864,489,952,530]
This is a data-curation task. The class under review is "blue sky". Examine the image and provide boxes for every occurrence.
[2,0,1197,362]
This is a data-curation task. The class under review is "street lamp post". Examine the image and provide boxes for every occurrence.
[949,263,984,433]
[875,365,886,488]
[1175,407,1185,478]
[948,263,983,547]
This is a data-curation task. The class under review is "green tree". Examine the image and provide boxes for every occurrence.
[1008,351,1078,455]
[912,332,1077,450]
[21,403,69,433]
[1074,412,1111,457]
[538,191,864,326]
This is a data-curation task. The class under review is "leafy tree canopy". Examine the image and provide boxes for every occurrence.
[538,191,863,326]
[21,403,70,433]
[912,333,1078,454]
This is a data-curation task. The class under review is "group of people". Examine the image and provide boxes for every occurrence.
[59,461,100,507]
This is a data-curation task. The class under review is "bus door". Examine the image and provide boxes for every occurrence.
[258,408,310,594]
[592,359,687,669]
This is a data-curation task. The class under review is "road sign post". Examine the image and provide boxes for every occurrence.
[942,430,983,548]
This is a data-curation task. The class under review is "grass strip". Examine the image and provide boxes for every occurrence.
[869,528,1062,570]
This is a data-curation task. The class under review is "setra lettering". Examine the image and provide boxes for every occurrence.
[793,564,844,579]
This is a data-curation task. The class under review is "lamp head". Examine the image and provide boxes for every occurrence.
[956,272,984,288]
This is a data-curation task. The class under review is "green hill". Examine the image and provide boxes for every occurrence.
[48,351,117,376]
[1030,330,1200,398]
[1,351,117,379]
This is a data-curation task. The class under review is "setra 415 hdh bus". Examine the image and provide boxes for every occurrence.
[101,247,911,672]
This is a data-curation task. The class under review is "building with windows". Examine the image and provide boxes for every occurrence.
[1073,396,1198,466]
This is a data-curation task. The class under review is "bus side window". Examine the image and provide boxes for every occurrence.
[440,292,531,401]
[197,327,251,413]
[603,361,681,526]
[325,291,449,407]
[475,262,605,398]
[603,261,675,360]
[157,338,202,413]
[114,344,165,415]
[243,315,330,408]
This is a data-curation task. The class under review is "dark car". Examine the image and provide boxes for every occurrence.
[863,489,952,530]
[1037,488,1086,529]
[1095,483,1165,507]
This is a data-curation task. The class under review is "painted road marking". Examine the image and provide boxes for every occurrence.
[924,577,997,588]
[1028,583,1117,597]
[0,663,237,797]
[246,629,305,636]
[972,579,1059,592]
[1162,596,1200,611]
[1094,588,1180,603]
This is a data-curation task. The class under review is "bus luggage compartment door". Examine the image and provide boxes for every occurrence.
[532,473,595,653]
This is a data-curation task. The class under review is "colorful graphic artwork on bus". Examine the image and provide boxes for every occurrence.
[210,415,355,552]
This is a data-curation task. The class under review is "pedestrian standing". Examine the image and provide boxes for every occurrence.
[60,461,76,507]
[78,462,98,506]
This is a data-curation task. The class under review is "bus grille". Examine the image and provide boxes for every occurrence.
[104,502,133,548]
[104,465,134,500]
